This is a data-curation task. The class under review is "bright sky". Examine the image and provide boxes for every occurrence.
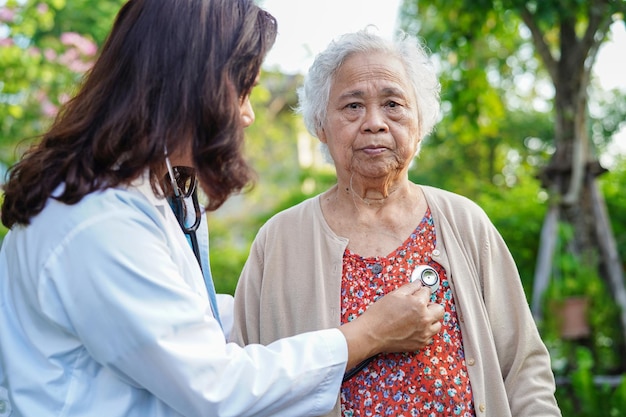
[261,0,625,92]
[261,0,402,75]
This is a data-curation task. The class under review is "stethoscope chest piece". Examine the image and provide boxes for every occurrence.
[411,265,440,293]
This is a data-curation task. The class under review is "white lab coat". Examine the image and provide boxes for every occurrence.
[0,175,347,417]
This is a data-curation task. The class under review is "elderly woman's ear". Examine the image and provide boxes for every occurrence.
[317,127,328,143]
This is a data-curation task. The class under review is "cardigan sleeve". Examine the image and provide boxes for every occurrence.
[478,220,561,416]
[230,226,267,345]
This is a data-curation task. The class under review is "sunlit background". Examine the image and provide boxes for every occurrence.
[260,0,626,162]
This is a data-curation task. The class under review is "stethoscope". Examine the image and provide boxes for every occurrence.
[410,265,440,294]
[342,264,440,383]
[164,157,203,270]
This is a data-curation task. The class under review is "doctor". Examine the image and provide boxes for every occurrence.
[0,1,443,416]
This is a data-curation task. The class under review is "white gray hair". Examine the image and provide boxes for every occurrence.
[296,27,441,140]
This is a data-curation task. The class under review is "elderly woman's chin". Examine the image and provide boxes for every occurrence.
[351,157,404,179]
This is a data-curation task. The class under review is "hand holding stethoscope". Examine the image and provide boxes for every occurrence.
[342,264,442,382]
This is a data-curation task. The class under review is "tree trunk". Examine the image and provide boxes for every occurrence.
[531,201,559,320]
[589,178,626,337]
[532,21,626,342]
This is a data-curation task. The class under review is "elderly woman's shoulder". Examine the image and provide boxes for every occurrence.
[259,194,320,229]
[421,185,489,218]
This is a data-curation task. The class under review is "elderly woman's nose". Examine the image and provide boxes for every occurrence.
[362,107,388,133]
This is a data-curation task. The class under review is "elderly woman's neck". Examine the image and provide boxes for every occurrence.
[342,174,412,207]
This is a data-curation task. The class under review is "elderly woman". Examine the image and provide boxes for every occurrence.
[232,29,561,417]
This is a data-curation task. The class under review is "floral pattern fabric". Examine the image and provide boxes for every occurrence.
[340,209,475,417]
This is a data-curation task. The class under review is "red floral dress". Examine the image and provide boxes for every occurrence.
[340,209,475,417]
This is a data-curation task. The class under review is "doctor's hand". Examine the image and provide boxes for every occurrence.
[339,281,444,370]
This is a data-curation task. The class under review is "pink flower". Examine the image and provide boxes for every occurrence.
[36,3,49,14]
[58,47,95,73]
[41,100,58,117]
[0,7,15,23]
[36,92,58,117]
[44,48,57,61]
[60,32,97,56]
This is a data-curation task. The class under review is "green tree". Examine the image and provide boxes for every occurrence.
[0,0,125,168]
[400,0,626,348]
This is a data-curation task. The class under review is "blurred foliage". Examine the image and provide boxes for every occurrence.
[0,0,126,166]
[602,156,626,266]
[540,224,625,377]
[555,347,626,417]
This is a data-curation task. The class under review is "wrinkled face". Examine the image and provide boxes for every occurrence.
[318,51,420,180]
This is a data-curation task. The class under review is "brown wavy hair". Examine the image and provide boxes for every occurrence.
[1,0,277,227]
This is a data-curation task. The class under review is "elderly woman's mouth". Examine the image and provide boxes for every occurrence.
[361,146,387,155]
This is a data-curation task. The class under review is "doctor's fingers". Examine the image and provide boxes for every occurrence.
[426,302,445,321]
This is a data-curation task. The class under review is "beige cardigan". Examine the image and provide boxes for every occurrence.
[232,185,561,417]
